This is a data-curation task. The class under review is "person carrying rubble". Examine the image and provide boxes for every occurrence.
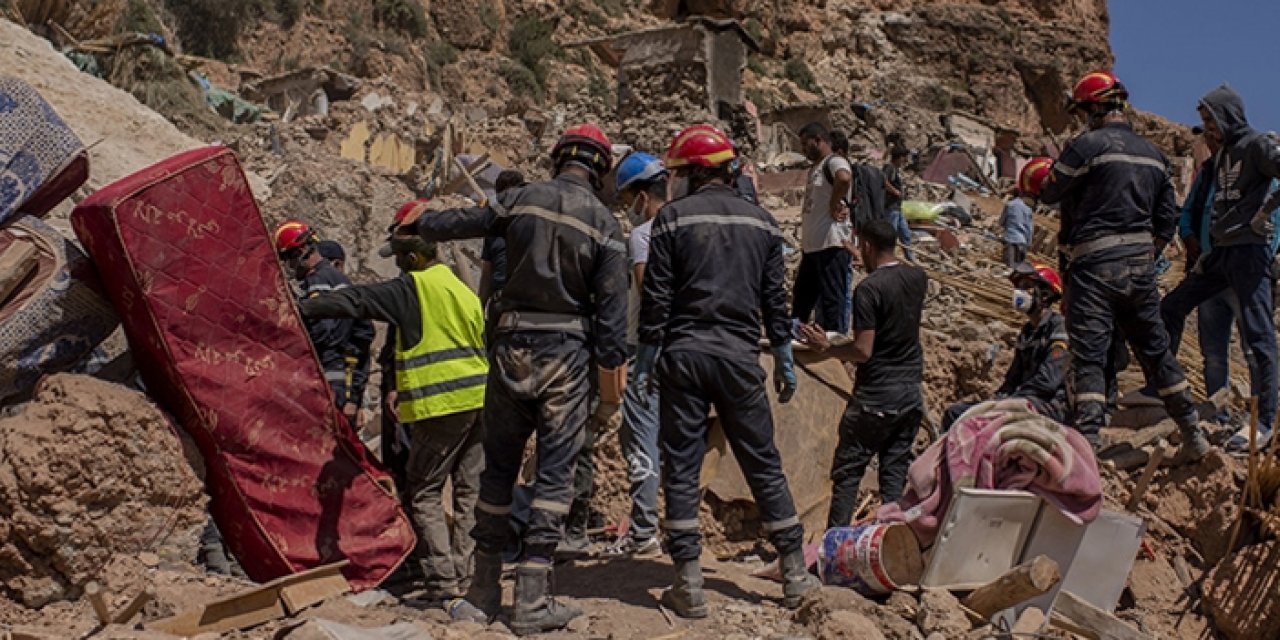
[793,122,855,333]
[883,146,916,261]
[635,123,818,617]
[399,123,628,635]
[999,183,1035,267]
[603,151,669,559]
[798,219,927,527]
[1032,71,1209,464]
[297,202,487,605]
[273,221,375,423]
[1157,85,1280,453]
[941,262,1068,430]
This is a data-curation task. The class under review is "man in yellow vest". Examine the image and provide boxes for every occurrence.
[299,201,487,603]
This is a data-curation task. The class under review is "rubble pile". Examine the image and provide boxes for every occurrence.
[0,375,206,608]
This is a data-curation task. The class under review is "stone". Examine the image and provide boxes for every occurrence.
[820,610,886,640]
[886,590,919,622]
[917,589,971,638]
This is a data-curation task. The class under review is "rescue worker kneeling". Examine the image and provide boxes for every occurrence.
[942,262,1069,430]
[636,124,819,618]
[298,220,486,604]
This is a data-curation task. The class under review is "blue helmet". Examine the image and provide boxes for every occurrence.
[615,152,667,193]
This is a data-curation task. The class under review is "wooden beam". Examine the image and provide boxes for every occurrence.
[146,561,350,635]
[1050,591,1148,640]
[961,555,1060,619]
[84,581,111,625]
[0,240,38,306]
[1126,441,1167,512]
[111,587,155,625]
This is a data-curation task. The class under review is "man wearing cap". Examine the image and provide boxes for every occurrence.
[400,124,627,635]
[315,238,373,427]
[299,208,487,605]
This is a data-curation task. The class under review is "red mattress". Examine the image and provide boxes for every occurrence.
[69,146,413,590]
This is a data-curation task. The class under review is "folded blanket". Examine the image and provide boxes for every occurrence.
[0,76,88,225]
[877,399,1102,546]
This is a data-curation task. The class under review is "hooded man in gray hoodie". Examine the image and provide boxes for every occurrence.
[1160,84,1280,453]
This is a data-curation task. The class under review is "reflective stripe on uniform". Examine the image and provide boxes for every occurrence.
[510,204,627,253]
[397,346,487,371]
[1053,153,1168,178]
[762,515,800,532]
[1075,392,1108,403]
[1158,380,1190,397]
[652,213,782,239]
[324,370,347,383]
[398,374,488,401]
[663,519,700,531]
[530,498,571,515]
[477,500,512,515]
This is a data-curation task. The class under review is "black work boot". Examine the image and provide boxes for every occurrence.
[780,548,820,609]
[510,561,581,636]
[448,551,502,623]
[1166,422,1212,467]
[660,559,708,618]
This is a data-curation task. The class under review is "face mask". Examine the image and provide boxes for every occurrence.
[669,176,691,200]
[626,192,648,227]
[1012,288,1036,313]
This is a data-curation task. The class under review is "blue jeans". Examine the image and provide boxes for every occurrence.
[887,206,914,260]
[620,352,661,540]
[1163,244,1277,433]
[1197,290,1246,423]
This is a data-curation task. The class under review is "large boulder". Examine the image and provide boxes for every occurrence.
[0,375,207,607]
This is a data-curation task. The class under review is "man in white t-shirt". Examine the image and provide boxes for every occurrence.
[604,151,669,559]
[793,122,854,333]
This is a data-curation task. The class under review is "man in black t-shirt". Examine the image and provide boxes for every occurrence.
[799,219,928,528]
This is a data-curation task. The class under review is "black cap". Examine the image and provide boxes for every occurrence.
[317,239,345,262]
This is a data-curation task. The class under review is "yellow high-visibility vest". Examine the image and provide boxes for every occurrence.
[395,264,488,422]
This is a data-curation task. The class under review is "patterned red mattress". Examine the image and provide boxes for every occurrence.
[69,146,413,590]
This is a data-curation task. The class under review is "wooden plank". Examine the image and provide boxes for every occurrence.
[1126,442,1167,512]
[962,555,1060,619]
[145,584,283,635]
[439,154,490,198]
[1050,591,1148,640]
[0,240,38,306]
[277,564,351,614]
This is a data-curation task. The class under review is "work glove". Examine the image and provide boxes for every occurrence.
[632,344,659,409]
[595,363,628,424]
[772,343,798,404]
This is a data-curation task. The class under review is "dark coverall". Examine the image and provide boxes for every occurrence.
[942,310,1070,430]
[414,172,629,559]
[639,183,805,562]
[1040,122,1200,442]
[300,258,374,412]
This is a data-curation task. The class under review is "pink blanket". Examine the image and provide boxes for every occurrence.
[877,399,1102,546]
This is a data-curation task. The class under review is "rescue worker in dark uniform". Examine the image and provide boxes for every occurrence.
[273,220,375,418]
[942,262,1069,430]
[400,124,628,636]
[1034,72,1209,464]
[636,124,819,618]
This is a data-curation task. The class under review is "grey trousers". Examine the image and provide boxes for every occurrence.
[407,409,484,598]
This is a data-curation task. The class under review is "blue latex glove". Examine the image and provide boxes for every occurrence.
[633,343,659,408]
[772,343,798,404]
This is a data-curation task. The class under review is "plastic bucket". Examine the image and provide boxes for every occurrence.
[818,522,924,595]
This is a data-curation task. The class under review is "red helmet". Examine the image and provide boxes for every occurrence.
[390,199,430,230]
[664,124,737,170]
[1018,156,1054,197]
[1011,262,1063,296]
[273,219,315,254]
[551,123,613,177]
[1069,70,1129,109]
